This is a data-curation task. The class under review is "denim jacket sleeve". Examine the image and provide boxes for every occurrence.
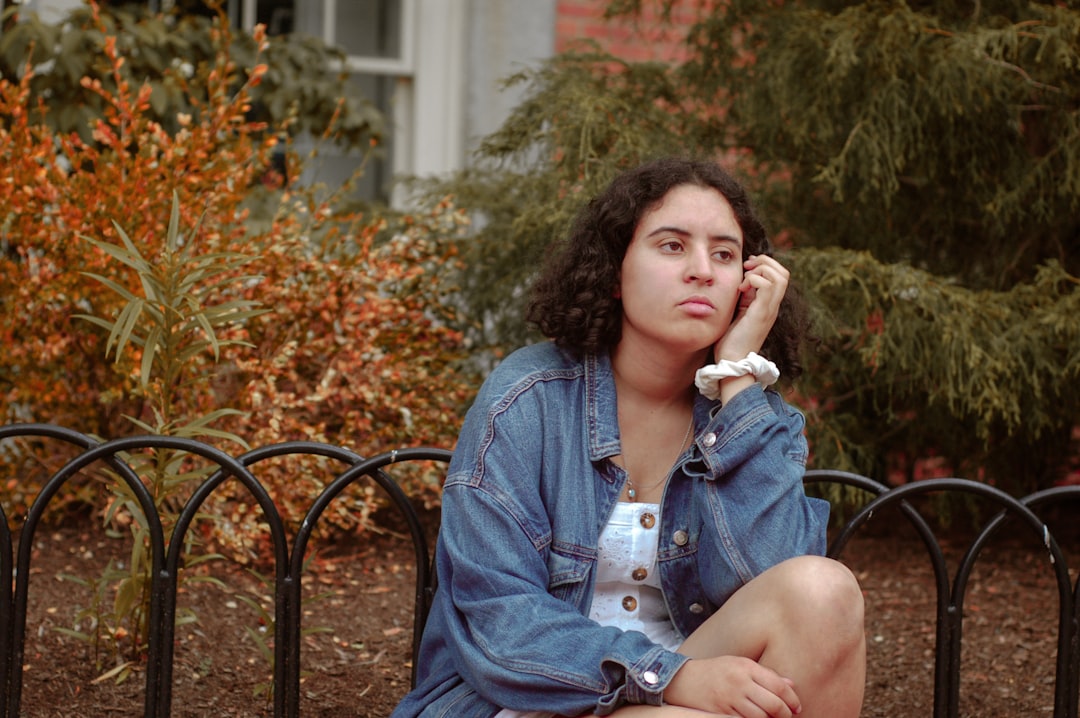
[685,384,829,596]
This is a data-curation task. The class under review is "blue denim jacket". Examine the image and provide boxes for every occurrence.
[391,342,829,718]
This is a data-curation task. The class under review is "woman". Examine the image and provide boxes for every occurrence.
[392,157,866,717]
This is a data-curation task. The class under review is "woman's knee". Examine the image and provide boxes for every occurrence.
[772,556,865,637]
[681,555,864,661]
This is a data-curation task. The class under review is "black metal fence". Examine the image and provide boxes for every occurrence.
[1,422,1077,718]
[805,469,1080,718]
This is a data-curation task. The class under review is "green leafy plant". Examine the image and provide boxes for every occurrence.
[67,192,265,668]
[0,3,285,517]
[54,560,130,676]
[56,556,217,682]
[235,552,334,704]
[0,1,382,152]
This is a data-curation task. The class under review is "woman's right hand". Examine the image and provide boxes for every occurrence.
[712,254,789,364]
[662,656,802,717]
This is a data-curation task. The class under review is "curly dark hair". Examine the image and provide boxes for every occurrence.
[525,156,811,380]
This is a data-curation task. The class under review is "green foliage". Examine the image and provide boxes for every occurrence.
[57,556,215,681]
[677,0,1080,288]
[0,1,383,150]
[416,0,1080,492]
[54,560,133,676]
[70,192,254,662]
[78,194,265,424]
[0,0,474,520]
[795,248,1079,491]
[236,554,333,703]
[0,3,283,523]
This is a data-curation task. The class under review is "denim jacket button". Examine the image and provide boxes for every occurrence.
[639,512,656,529]
[631,567,648,581]
[689,602,705,614]
[642,670,659,685]
[702,432,717,447]
[673,530,689,546]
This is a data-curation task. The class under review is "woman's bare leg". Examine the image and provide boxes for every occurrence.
[678,555,865,717]
[605,555,865,717]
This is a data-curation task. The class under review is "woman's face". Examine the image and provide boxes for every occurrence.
[617,183,745,357]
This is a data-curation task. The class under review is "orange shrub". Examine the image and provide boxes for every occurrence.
[0,9,477,541]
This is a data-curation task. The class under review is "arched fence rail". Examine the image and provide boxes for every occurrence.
[0,423,1077,718]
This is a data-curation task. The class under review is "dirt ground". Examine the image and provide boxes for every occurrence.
[11,503,1079,717]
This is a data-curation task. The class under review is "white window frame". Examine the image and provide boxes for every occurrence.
[239,0,465,206]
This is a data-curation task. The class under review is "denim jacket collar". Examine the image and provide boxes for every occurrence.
[585,352,621,462]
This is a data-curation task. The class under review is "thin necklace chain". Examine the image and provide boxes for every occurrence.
[625,413,694,502]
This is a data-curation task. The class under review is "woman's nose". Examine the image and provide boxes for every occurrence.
[685,247,714,284]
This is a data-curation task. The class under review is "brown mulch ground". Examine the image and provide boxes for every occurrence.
[12,504,1079,717]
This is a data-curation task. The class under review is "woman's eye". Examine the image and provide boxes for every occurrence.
[660,240,684,253]
[713,248,736,262]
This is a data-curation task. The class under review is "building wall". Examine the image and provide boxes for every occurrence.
[554,0,693,63]
[464,0,556,158]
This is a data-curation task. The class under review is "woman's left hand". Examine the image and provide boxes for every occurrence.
[713,254,788,363]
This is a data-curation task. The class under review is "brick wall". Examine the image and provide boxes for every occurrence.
[554,0,697,63]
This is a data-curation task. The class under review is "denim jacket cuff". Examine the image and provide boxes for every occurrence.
[597,649,688,712]
[712,381,768,419]
[683,385,775,479]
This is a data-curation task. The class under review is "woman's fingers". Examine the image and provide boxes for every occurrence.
[744,674,801,717]
[725,670,799,718]
[739,255,788,317]
[664,656,801,718]
[715,255,790,361]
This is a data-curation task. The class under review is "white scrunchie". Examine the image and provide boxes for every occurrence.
[694,352,780,400]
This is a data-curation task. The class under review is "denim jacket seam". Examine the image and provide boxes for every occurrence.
[711,400,774,453]
[474,368,584,485]
[462,368,586,555]
[444,478,552,554]
[704,489,755,583]
[551,537,599,561]
[432,687,482,718]
[585,352,623,459]
[471,645,609,693]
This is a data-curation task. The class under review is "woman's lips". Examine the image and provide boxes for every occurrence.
[679,296,715,316]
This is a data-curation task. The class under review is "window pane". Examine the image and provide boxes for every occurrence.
[336,0,401,59]
[248,1,402,205]
[99,0,211,13]
[349,72,396,202]
[292,72,395,205]
[256,0,294,35]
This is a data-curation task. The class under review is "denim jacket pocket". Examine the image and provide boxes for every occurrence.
[546,546,593,605]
